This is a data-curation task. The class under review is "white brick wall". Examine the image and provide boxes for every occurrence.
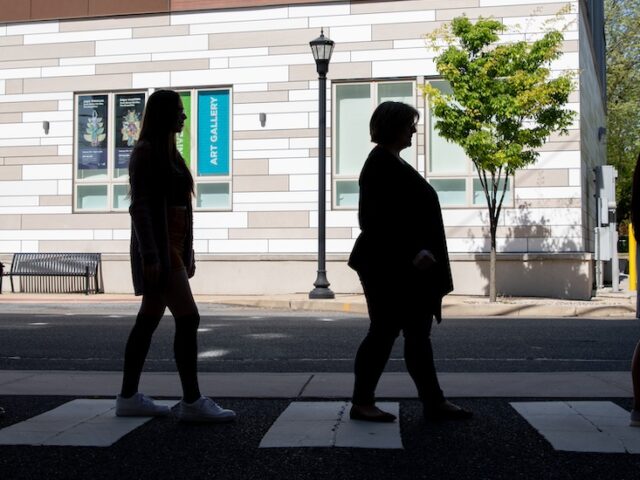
[41,65,96,78]
[269,158,317,175]
[0,0,595,270]
[171,7,289,25]
[172,66,288,86]
[329,25,372,43]
[0,181,59,196]
[6,22,59,35]
[24,29,131,45]
[0,230,93,240]
[190,18,308,35]
[61,54,152,66]
[309,10,436,28]
[22,165,72,180]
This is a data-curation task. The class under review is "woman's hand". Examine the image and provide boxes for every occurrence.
[413,249,437,271]
[187,250,196,278]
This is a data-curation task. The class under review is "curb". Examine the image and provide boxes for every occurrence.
[215,299,636,318]
[0,294,636,318]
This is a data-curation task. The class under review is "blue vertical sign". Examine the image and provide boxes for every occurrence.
[197,90,230,176]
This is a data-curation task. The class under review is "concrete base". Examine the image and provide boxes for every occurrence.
[2,252,594,300]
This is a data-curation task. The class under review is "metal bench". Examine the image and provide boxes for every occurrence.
[0,253,103,295]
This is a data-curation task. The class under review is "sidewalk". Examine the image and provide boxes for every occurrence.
[0,369,632,398]
[0,289,636,317]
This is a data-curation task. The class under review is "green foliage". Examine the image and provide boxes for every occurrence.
[424,15,575,220]
[605,0,640,226]
[424,14,577,300]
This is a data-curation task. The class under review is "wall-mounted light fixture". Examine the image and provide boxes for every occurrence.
[259,112,266,127]
[42,121,50,135]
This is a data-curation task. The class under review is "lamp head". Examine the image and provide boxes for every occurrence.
[309,28,334,75]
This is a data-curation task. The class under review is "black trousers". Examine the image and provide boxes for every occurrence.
[352,275,445,407]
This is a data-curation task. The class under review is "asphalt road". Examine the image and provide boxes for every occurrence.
[2,305,640,479]
[1,395,640,480]
[0,305,637,373]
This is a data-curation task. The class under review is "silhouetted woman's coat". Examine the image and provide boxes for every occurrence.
[348,145,453,321]
[129,141,194,296]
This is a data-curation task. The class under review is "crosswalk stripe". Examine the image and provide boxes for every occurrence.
[511,401,640,453]
[0,399,177,447]
[259,401,402,449]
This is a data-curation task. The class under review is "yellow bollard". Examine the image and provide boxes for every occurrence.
[631,224,637,291]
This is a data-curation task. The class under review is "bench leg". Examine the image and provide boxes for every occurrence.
[85,266,90,295]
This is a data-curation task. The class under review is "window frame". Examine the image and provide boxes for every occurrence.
[73,90,147,213]
[177,86,234,212]
[331,78,419,210]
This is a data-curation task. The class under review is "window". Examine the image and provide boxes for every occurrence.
[74,88,232,212]
[332,80,417,209]
[75,92,146,211]
[426,80,512,207]
[179,88,232,210]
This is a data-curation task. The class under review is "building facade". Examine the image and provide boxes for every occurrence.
[0,0,606,299]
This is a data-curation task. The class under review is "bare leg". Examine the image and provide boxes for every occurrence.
[165,268,201,403]
[120,296,166,397]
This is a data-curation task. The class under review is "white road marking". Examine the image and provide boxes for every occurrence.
[244,333,289,340]
[198,349,230,359]
[0,399,177,447]
[512,401,640,453]
[260,401,402,449]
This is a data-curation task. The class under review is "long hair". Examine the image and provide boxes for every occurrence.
[131,89,194,195]
[632,152,640,241]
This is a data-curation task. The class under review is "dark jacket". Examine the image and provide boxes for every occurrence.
[348,145,453,310]
[129,141,194,296]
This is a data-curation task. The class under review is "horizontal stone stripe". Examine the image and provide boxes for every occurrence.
[21,213,129,229]
[95,58,208,74]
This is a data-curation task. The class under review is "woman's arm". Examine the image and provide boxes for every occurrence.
[129,145,161,265]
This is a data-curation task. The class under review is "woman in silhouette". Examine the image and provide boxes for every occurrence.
[116,89,235,423]
[348,101,472,422]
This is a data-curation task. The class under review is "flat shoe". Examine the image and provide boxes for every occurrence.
[350,405,397,423]
[424,401,473,421]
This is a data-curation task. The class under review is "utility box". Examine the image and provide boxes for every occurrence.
[596,226,611,261]
[594,165,619,289]
[594,165,617,225]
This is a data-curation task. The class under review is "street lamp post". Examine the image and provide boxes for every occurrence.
[309,29,335,299]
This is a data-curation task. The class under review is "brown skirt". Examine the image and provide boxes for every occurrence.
[167,206,187,270]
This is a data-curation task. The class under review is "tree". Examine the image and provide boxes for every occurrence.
[424,16,576,302]
[605,0,640,229]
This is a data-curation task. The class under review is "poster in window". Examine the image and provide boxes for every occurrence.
[77,95,108,170]
[197,90,230,176]
[177,91,191,168]
[115,93,145,169]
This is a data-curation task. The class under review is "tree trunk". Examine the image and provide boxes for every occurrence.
[489,226,497,302]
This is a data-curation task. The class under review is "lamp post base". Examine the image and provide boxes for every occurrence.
[309,270,335,299]
[309,286,335,299]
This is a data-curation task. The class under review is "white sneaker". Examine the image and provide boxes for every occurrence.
[176,396,236,423]
[115,393,170,417]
